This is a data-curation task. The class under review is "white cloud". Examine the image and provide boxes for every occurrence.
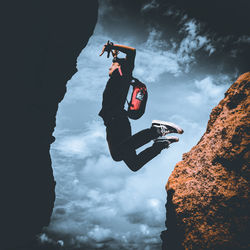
[164,7,183,19]
[135,48,180,81]
[237,35,250,44]
[134,29,181,82]
[140,224,150,235]
[39,233,64,248]
[177,20,215,71]
[39,233,52,244]
[134,24,215,82]
[53,120,107,159]
[186,76,228,106]
[87,225,113,243]
[141,0,159,12]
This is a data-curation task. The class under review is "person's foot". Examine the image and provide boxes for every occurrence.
[153,136,179,150]
[152,120,184,136]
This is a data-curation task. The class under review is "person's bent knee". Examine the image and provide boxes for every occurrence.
[123,160,140,172]
[128,166,138,172]
[110,151,123,162]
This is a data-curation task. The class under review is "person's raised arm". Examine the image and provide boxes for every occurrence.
[111,44,136,56]
[100,42,136,63]
[112,44,136,67]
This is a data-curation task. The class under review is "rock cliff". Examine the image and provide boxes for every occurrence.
[161,72,250,249]
[1,1,98,249]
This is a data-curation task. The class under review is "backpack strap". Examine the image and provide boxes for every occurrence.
[127,76,136,107]
[130,76,139,87]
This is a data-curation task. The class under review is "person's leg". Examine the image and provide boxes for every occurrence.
[123,136,179,171]
[118,120,184,151]
[118,126,159,151]
[123,144,162,172]
[106,116,181,171]
[106,116,158,160]
[106,116,159,166]
[106,115,132,161]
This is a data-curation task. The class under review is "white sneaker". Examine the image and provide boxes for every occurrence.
[152,120,184,136]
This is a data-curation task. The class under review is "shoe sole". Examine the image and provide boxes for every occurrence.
[154,136,179,143]
[152,120,184,134]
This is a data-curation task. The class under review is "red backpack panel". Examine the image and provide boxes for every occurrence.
[127,78,148,120]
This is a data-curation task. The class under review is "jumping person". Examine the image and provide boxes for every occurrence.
[99,41,183,172]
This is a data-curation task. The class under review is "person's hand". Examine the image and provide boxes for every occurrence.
[99,43,108,57]
[99,41,113,57]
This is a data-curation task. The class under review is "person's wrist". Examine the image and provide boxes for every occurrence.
[106,43,113,51]
[109,42,114,50]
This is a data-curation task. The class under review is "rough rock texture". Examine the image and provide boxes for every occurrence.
[161,73,250,249]
[1,1,98,249]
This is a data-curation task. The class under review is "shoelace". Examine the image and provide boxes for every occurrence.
[153,124,170,136]
[159,125,169,136]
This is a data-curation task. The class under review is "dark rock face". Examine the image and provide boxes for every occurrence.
[1,1,98,249]
[162,73,250,249]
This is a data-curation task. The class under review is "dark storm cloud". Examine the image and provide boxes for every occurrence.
[102,0,250,36]
[100,0,250,74]
[126,211,162,227]
[161,0,250,36]
[159,0,250,74]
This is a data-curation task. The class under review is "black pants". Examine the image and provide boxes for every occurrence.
[106,115,161,171]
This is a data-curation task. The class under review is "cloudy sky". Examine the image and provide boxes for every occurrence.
[41,1,249,249]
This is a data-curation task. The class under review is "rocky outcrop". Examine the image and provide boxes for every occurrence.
[161,73,250,249]
[1,1,98,249]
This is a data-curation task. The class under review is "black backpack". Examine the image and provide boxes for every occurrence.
[127,78,148,120]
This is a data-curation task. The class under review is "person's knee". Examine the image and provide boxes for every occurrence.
[123,159,139,172]
[128,165,138,172]
[110,151,123,162]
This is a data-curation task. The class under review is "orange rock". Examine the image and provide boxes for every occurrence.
[161,72,250,249]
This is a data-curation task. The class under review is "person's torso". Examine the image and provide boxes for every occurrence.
[99,68,131,121]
